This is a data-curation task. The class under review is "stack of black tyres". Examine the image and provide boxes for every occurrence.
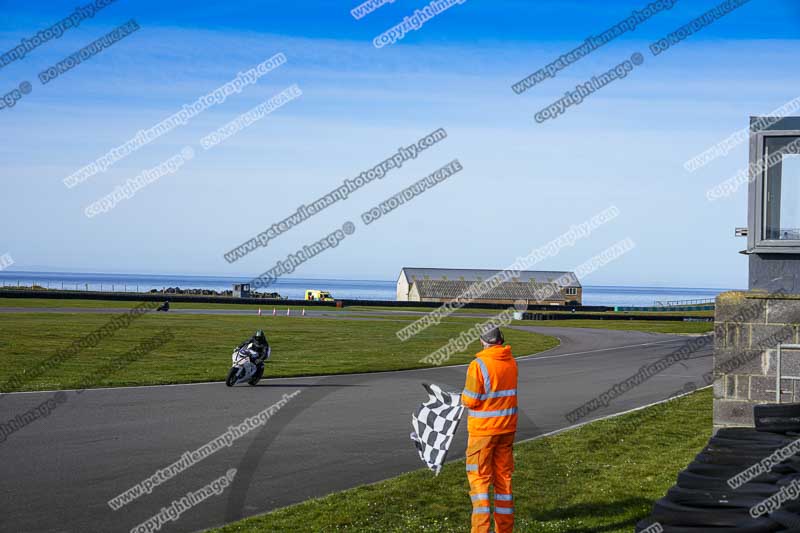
[636,404,800,532]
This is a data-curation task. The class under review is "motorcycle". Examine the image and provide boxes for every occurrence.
[226,345,269,387]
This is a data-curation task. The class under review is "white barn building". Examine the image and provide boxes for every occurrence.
[396,267,582,306]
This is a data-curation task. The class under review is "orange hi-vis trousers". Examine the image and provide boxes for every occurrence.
[466,433,515,533]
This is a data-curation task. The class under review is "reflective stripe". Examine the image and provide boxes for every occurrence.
[485,388,516,399]
[469,407,518,418]
[475,357,491,394]
[466,464,478,472]
[462,388,481,400]
[472,506,491,514]
[495,494,513,501]
[495,507,514,515]
[471,493,489,501]
[464,388,517,401]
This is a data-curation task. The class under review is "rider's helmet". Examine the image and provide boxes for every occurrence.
[253,330,267,349]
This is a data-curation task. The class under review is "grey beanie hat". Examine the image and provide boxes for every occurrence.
[479,327,504,345]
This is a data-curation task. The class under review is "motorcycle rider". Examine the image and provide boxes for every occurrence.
[238,330,270,368]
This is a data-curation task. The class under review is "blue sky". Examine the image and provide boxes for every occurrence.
[0,0,798,287]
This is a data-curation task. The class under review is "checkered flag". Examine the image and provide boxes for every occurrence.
[410,383,465,475]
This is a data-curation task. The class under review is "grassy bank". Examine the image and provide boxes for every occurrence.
[0,298,713,317]
[0,297,336,311]
[521,319,714,334]
[342,314,714,334]
[0,298,713,336]
[0,313,558,392]
[209,388,712,533]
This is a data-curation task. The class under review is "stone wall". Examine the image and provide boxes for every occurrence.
[713,291,800,428]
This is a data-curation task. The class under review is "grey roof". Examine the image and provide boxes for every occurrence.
[399,267,580,288]
[410,279,566,301]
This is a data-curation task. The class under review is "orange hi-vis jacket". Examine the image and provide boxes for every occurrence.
[461,344,518,436]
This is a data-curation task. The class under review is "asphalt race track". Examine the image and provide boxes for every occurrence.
[0,326,712,533]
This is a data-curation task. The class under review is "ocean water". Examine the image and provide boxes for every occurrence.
[0,272,397,301]
[581,285,728,307]
[0,270,736,307]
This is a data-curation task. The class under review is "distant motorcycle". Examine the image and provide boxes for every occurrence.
[156,301,170,312]
[226,345,269,387]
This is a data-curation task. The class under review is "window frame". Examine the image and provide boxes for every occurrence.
[749,130,800,253]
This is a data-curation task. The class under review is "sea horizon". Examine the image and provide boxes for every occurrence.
[0,269,741,307]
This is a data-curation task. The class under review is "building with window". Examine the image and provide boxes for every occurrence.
[396,267,582,306]
[233,283,251,298]
[743,116,800,291]
[715,115,800,428]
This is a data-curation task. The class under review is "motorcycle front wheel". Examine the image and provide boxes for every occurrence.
[226,367,239,387]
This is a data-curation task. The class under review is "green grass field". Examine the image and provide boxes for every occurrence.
[0,312,559,392]
[208,388,712,533]
[0,295,713,393]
